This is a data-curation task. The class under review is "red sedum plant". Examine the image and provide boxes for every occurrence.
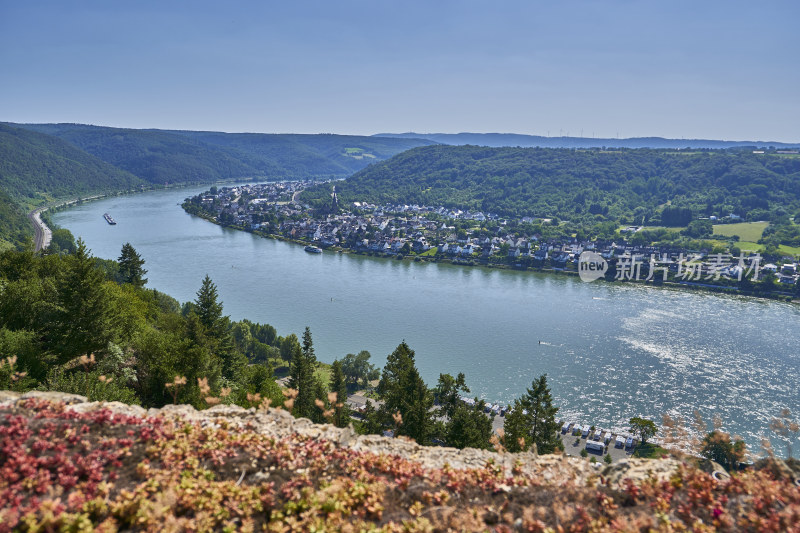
[1,398,799,532]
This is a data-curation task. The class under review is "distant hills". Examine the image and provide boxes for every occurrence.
[0,123,146,249]
[375,132,800,150]
[10,123,435,184]
[0,122,435,250]
[301,144,800,225]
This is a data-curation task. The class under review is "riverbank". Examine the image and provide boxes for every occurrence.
[185,209,799,305]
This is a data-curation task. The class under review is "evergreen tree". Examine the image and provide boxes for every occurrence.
[329,359,351,428]
[55,238,111,362]
[502,375,563,455]
[374,341,434,444]
[289,327,318,419]
[446,401,493,450]
[195,275,224,334]
[117,242,147,288]
[193,275,244,380]
[524,374,562,454]
[502,398,531,452]
[434,372,469,420]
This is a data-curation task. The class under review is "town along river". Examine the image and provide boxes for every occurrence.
[53,185,800,454]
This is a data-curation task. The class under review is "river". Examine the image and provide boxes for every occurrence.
[53,185,800,454]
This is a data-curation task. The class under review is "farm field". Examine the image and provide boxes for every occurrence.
[713,221,769,242]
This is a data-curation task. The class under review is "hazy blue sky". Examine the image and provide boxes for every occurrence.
[1,1,798,141]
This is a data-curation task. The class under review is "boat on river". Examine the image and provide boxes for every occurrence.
[304,245,322,254]
[103,213,117,225]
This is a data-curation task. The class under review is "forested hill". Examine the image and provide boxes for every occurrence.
[301,145,800,224]
[0,188,30,251]
[10,123,435,183]
[165,130,436,175]
[376,132,800,150]
[0,123,145,204]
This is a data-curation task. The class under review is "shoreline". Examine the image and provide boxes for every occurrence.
[184,208,800,306]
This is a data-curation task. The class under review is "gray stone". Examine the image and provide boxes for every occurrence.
[0,390,21,405]
[21,390,87,404]
[603,458,682,490]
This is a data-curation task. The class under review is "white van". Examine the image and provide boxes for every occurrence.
[585,440,605,453]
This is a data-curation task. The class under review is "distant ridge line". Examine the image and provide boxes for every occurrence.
[373,132,800,150]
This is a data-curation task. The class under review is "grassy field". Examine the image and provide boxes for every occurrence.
[713,221,769,242]
[632,442,671,459]
[733,240,800,258]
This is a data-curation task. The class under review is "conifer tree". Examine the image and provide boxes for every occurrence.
[329,359,351,428]
[374,341,434,444]
[524,374,562,454]
[193,275,244,380]
[289,327,319,419]
[503,374,562,453]
[56,238,110,362]
[117,242,147,288]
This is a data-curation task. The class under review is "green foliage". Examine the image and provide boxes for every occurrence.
[117,243,147,288]
[47,228,76,255]
[340,350,379,390]
[0,123,143,205]
[302,145,800,227]
[445,401,493,450]
[0,189,31,250]
[329,359,351,428]
[700,431,747,471]
[0,246,285,411]
[193,275,244,380]
[629,416,658,445]
[374,341,434,444]
[502,374,562,454]
[288,327,320,420]
[434,372,469,420]
[682,219,713,239]
[54,239,112,362]
[10,123,434,184]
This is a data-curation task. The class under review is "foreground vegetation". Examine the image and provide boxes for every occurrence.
[1,397,799,532]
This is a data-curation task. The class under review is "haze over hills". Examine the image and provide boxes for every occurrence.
[375,132,800,150]
[9,123,436,184]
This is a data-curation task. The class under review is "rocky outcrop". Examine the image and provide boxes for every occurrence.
[1,390,679,487]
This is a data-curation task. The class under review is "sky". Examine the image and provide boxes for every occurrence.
[1,0,798,142]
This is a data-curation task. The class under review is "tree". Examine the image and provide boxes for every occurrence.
[193,275,243,380]
[329,359,351,428]
[446,401,493,450]
[629,417,658,445]
[117,243,147,288]
[434,372,469,420]
[280,334,299,363]
[374,341,434,444]
[195,275,225,334]
[503,399,530,452]
[55,238,111,362]
[289,327,319,420]
[503,374,562,454]
[700,431,747,471]
[524,374,562,454]
[340,350,379,390]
